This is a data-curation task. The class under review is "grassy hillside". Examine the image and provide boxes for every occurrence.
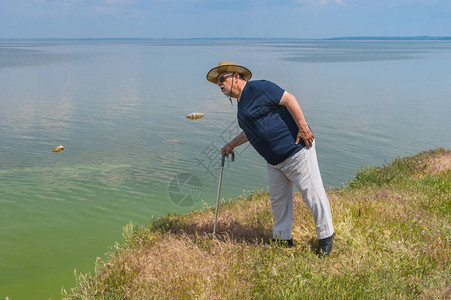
[64,149,450,299]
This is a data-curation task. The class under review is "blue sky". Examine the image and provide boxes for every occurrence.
[0,0,450,39]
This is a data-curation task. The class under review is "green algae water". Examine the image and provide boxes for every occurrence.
[1,40,450,299]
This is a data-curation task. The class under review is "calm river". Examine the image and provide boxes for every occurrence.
[0,39,450,299]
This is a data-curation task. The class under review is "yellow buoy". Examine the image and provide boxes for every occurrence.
[52,145,64,152]
[186,112,204,120]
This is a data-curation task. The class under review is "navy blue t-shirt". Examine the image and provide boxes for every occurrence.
[237,80,306,165]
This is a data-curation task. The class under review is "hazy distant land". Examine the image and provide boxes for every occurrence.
[1,36,451,41]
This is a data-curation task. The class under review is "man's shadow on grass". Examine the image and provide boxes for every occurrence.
[171,219,270,244]
[170,219,319,251]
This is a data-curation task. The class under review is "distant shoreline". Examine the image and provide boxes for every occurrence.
[1,36,451,42]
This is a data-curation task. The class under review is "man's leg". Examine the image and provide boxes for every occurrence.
[267,163,295,240]
[282,141,334,240]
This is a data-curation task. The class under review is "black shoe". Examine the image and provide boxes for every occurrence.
[318,232,335,257]
[266,238,294,247]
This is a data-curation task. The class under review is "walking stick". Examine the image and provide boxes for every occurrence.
[213,151,234,237]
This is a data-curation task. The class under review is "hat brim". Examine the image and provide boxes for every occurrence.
[206,64,252,84]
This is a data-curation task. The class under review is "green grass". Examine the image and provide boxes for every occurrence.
[63,149,451,299]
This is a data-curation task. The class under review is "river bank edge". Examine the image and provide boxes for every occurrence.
[62,148,450,299]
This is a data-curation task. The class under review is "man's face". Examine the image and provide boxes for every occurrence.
[217,72,234,95]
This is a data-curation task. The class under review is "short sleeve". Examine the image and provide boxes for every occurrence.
[262,81,285,105]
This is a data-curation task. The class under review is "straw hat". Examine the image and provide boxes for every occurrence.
[206,62,252,84]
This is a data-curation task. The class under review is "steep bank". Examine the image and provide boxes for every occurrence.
[65,149,450,299]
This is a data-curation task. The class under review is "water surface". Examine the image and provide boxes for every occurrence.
[0,40,450,299]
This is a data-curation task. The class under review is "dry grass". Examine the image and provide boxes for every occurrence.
[64,149,451,299]
[423,150,451,176]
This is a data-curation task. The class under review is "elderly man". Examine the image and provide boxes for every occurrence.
[207,62,335,256]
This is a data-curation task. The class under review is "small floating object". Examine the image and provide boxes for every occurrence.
[186,112,205,120]
[164,139,179,143]
[52,145,64,152]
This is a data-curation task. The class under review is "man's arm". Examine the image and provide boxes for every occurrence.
[221,131,248,157]
[279,91,315,148]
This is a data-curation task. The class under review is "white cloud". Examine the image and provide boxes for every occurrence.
[296,0,345,5]
[95,4,120,13]
[100,0,135,5]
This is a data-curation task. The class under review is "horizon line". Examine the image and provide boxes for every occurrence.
[1,36,451,41]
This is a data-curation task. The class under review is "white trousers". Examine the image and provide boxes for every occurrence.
[266,141,334,240]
